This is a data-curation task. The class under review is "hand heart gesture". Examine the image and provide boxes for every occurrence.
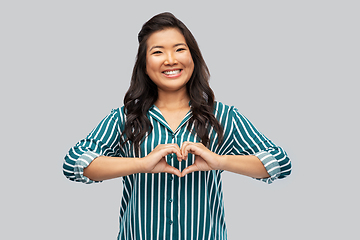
[141,142,222,177]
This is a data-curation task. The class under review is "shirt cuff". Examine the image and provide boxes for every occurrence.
[74,151,101,184]
[255,151,281,184]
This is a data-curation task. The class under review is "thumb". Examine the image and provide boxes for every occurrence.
[181,164,199,177]
[163,164,182,178]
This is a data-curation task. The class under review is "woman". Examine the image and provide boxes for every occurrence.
[63,12,291,240]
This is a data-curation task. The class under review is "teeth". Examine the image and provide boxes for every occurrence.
[163,70,180,75]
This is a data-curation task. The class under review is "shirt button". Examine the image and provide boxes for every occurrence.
[169,175,173,181]
[169,220,173,225]
[169,198,173,203]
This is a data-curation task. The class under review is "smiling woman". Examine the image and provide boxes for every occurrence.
[63,12,292,240]
[146,28,194,93]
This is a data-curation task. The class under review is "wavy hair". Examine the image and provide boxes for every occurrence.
[123,12,223,151]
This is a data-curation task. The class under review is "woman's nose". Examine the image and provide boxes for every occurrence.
[164,53,177,65]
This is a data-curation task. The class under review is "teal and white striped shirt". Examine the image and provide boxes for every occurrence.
[63,101,291,240]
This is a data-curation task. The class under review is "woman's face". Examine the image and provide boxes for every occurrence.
[146,28,194,93]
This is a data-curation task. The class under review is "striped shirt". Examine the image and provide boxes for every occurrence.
[63,101,291,240]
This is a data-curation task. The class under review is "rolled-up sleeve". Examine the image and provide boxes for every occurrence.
[63,108,124,184]
[230,107,292,184]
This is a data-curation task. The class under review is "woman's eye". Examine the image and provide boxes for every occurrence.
[152,51,162,54]
[176,48,186,52]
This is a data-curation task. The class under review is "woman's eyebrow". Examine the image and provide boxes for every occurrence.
[174,43,187,47]
[149,43,187,52]
[149,45,164,52]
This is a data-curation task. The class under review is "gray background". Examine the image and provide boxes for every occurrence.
[1,0,359,239]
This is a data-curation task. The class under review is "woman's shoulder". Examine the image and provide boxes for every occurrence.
[213,101,236,114]
[104,106,126,122]
[110,105,126,113]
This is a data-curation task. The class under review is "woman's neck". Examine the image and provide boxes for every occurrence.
[155,88,190,110]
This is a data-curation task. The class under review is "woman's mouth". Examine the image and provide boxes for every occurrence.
[162,69,182,77]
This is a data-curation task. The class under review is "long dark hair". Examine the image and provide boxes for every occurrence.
[123,12,223,151]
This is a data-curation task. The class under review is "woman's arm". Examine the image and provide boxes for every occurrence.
[219,154,270,178]
[64,108,186,183]
[180,105,291,182]
[83,156,143,181]
[84,144,184,181]
[63,108,128,183]
[180,142,269,179]
[229,107,291,183]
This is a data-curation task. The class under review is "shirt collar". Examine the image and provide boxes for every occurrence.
[148,101,193,134]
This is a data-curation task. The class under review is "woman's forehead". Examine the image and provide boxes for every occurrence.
[147,28,186,50]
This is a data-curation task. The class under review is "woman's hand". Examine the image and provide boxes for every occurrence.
[180,142,222,177]
[140,144,183,177]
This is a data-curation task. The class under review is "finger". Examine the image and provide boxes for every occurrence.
[163,164,182,178]
[160,145,183,159]
[181,141,193,160]
[172,145,184,161]
[171,146,184,161]
[183,143,200,160]
[154,146,183,163]
[181,164,199,177]
[166,143,183,160]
